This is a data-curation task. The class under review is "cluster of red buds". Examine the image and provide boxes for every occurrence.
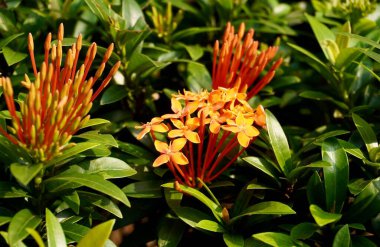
[0,24,120,162]
[136,22,282,187]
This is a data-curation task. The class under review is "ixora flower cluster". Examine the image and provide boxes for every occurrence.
[0,24,120,162]
[136,23,282,187]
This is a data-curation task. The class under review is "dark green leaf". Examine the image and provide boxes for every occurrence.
[266,110,293,177]
[10,163,43,186]
[0,182,28,198]
[288,161,331,181]
[0,33,24,48]
[46,209,66,247]
[78,191,123,218]
[223,233,244,247]
[75,131,118,147]
[307,172,325,206]
[291,223,319,240]
[186,62,212,92]
[352,236,377,247]
[8,209,41,246]
[171,27,220,41]
[100,85,129,105]
[299,91,348,110]
[310,204,342,227]
[158,216,185,247]
[77,219,115,247]
[123,180,163,198]
[348,179,371,196]
[2,46,27,66]
[322,138,349,213]
[243,156,280,182]
[352,113,378,152]
[332,225,350,247]
[62,191,80,214]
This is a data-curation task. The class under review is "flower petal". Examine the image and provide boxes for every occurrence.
[153,154,170,167]
[185,117,200,130]
[171,138,187,152]
[136,127,150,140]
[171,98,182,113]
[152,123,169,132]
[235,112,245,126]
[171,152,189,165]
[245,125,260,137]
[168,129,184,138]
[237,132,251,148]
[171,119,184,129]
[184,131,200,143]
[209,121,220,134]
[151,117,163,124]
[154,140,169,153]
[222,125,240,133]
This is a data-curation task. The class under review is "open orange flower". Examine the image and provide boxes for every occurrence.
[162,98,198,119]
[135,117,169,140]
[222,112,260,147]
[153,138,189,167]
[168,118,200,143]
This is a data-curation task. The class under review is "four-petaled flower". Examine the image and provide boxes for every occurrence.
[222,112,260,147]
[168,118,200,143]
[135,117,169,140]
[153,138,189,167]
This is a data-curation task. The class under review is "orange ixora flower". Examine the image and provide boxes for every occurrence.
[135,117,169,140]
[0,24,120,163]
[136,22,282,187]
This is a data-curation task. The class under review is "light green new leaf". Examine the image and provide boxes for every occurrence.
[223,233,244,247]
[80,118,110,129]
[8,209,42,246]
[79,157,136,179]
[253,232,302,247]
[75,131,118,148]
[333,225,350,247]
[335,48,361,70]
[2,46,27,66]
[10,163,43,187]
[77,219,115,247]
[352,113,378,152]
[305,14,336,61]
[322,138,349,213]
[46,209,66,247]
[266,110,293,177]
[44,173,130,207]
[310,204,342,227]
[25,228,44,247]
[195,220,225,233]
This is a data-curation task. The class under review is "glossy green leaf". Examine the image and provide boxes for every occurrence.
[195,220,225,232]
[352,236,377,247]
[162,182,223,222]
[307,171,325,206]
[0,33,24,48]
[46,142,100,167]
[310,204,342,227]
[291,223,319,240]
[332,225,350,247]
[117,140,155,160]
[223,233,244,247]
[121,0,145,28]
[62,191,80,214]
[243,156,280,182]
[61,223,89,242]
[186,62,212,92]
[10,163,43,186]
[348,178,371,196]
[352,113,378,152]
[288,161,331,181]
[322,138,349,213]
[8,209,41,246]
[305,14,336,60]
[123,180,163,198]
[100,85,129,105]
[0,182,28,198]
[75,131,118,147]
[230,201,295,224]
[171,27,220,41]
[299,91,348,110]
[266,110,293,177]
[158,216,185,247]
[253,232,301,247]
[44,172,130,207]
[79,157,136,179]
[78,191,123,218]
[77,219,115,247]
[46,209,66,247]
[80,118,110,129]
[2,46,27,66]
[181,44,204,60]
[25,228,44,247]
[338,139,366,160]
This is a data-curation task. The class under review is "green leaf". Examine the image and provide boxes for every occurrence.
[80,118,110,129]
[123,180,163,198]
[322,138,349,213]
[25,228,44,247]
[335,32,380,49]
[77,219,115,247]
[2,46,27,66]
[348,179,371,196]
[333,225,350,247]
[180,44,204,60]
[8,209,41,246]
[0,33,24,48]
[117,140,155,160]
[121,0,145,28]
[100,85,129,105]
[195,220,225,232]
[0,182,28,198]
[44,172,130,207]
[46,209,66,247]
[171,27,220,41]
[305,14,336,60]
[338,139,366,160]
[62,223,89,242]
[352,113,378,152]
[158,216,185,247]
[288,161,331,181]
[75,131,118,147]
[352,236,377,247]
[186,62,212,92]
[46,142,100,167]
[223,233,244,247]
[266,110,293,177]
[62,191,80,214]
[253,232,301,247]
[335,48,361,70]
[78,191,123,218]
[310,204,342,227]
[299,91,348,110]
[172,206,214,228]
[10,163,43,187]
[307,171,325,206]
[79,157,136,179]
[243,156,280,182]
[230,201,295,224]
[291,223,319,240]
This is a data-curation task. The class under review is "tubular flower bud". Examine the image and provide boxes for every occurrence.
[0,24,120,163]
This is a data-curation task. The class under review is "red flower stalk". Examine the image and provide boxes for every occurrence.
[212,22,283,99]
[0,24,120,162]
